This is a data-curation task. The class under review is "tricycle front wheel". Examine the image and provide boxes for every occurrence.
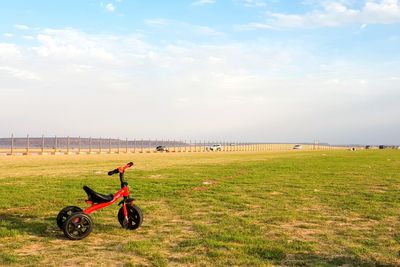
[118,205,143,230]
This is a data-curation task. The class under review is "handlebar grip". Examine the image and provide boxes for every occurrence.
[108,169,119,176]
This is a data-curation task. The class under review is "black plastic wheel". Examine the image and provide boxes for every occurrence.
[56,206,83,229]
[118,205,143,230]
[62,212,93,240]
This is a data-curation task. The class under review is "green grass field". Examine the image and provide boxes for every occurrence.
[0,150,399,266]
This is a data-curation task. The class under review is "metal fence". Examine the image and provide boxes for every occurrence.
[0,135,348,156]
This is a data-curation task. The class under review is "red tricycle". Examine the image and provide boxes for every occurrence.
[56,162,143,240]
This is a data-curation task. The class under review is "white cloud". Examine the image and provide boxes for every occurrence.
[105,3,115,12]
[22,35,35,40]
[31,28,115,61]
[14,24,30,30]
[192,0,216,6]
[266,0,400,28]
[3,33,14,38]
[0,43,21,58]
[0,66,40,80]
[144,18,170,26]
[193,25,221,36]
[144,19,222,36]
[236,22,277,30]
[233,0,266,8]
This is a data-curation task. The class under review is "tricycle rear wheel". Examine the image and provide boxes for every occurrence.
[56,206,83,229]
[62,212,93,240]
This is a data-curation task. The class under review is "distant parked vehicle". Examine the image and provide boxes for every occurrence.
[365,145,371,149]
[379,145,386,149]
[156,146,169,152]
[206,144,222,151]
[293,144,302,150]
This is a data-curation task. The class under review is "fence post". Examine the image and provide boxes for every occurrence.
[25,134,30,155]
[108,138,111,153]
[67,136,70,154]
[10,133,14,155]
[41,134,45,154]
[78,136,81,154]
[125,138,128,153]
[118,138,121,154]
[133,139,136,153]
[89,137,92,153]
[54,135,58,154]
[141,139,143,153]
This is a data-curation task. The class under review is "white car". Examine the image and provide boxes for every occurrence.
[293,144,302,150]
[207,144,222,151]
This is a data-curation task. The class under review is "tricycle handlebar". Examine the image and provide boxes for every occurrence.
[108,162,134,176]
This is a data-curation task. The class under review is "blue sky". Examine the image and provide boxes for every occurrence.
[0,0,399,144]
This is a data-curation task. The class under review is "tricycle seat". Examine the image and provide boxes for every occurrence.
[83,185,114,204]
